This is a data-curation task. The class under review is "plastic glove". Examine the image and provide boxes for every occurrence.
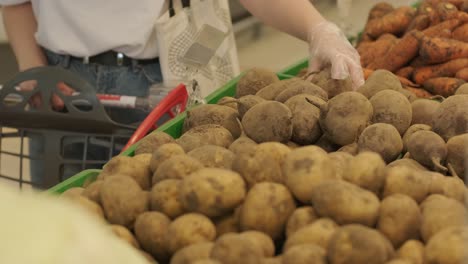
[0,185,152,264]
[308,21,365,90]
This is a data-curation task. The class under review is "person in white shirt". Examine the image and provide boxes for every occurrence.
[1,0,364,186]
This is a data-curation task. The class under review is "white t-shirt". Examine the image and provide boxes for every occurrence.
[1,0,167,59]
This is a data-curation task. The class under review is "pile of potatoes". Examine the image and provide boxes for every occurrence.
[60,67,468,264]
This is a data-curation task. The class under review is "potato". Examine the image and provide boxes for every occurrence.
[284,218,338,251]
[358,69,403,99]
[100,155,152,190]
[133,153,152,166]
[232,142,290,188]
[344,152,386,195]
[214,213,240,237]
[135,211,171,262]
[61,187,84,199]
[217,96,238,111]
[240,231,275,257]
[239,182,296,240]
[149,179,184,219]
[328,152,353,180]
[407,130,448,172]
[310,67,353,98]
[319,91,373,146]
[70,195,105,220]
[285,94,325,145]
[377,194,421,248]
[261,257,282,264]
[424,226,468,264]
[410,99,440,126]
[275,80,328,103]
[228,136,257,155]
[150,143,185,173]
[236,68,279,98]
[402,124,431,153]
[420,194,468,242]
[242,101,293,143]
[397,240,425,264]
[256,78,302,100]
[328,224,394,264]
[383,166,431,203]
[432,94,468,141]
[358,123,403,163]
[170,242,214,264]
[192,260,221,264]
[337,142,359,155]
[100,175,148,227]
[286,206,319,237]
[134,131,175,155]
[82,180,103,205]
[311,180,380,227]
[283,146,337,203]
[370,90,412,135]
[387,158,428,171]
[282,244,327,264]
[315,135,340,153]
[236,95,266,119]
[286,141,300,149]
[187,145,235,169]
[455,83,468,94]
[179,168,246,217]
[446,133,468,178]
[428,172,466,203]
[152,154,204,184]
[183,104,241,139]
[177,124,234,152]
[110,225,140,249]
[385,259,412,264]
[165,213,216,255]
[210,233,263,264]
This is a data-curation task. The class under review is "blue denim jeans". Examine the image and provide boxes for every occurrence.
[29,50,163,187]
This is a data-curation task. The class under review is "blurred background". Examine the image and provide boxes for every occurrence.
[0,0,416,83]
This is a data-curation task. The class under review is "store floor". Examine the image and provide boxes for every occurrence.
[0,0,416,191]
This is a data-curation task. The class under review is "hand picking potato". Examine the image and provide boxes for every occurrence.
[170,242,214,264]
[343,151,387,195]
[239,182,296,240]
[420,194,468,242]
[424,226,468,264]
[284,218,338,251]
[134,211,171,262]
[100,155,152,190]
[210,233,263,264]
[282,244,327,264]
[149,143,185,173]
[149,179,184,219]
[134,131,175,155]
[282,146,337,203]
[309,66,353,98]
[165,213,216,255]
[152,154,204,184]
[377,194,422,248]
[311,180,380,227]
[100,175,148,227]
[286,206,318,237]
[179,168,246,218]
[397,240,425,264]
[328,224,394,264]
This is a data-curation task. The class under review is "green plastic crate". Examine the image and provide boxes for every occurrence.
[48,73,292,193]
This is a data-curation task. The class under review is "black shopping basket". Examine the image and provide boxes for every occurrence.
[0,66,188,190]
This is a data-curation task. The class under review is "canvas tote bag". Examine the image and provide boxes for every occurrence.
[154,0,240,98]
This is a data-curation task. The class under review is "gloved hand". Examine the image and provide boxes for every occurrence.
[307,21,365,90]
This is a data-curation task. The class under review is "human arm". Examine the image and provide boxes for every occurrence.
[239,0,365,89]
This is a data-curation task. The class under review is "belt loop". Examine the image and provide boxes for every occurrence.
[60,55,71,68]
[131,59,139,72]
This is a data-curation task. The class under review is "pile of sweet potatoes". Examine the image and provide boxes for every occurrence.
[358,0,468,98]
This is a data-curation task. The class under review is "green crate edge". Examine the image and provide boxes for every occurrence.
[48,73,292,194]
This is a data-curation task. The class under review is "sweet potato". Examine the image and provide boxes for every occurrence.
[413,58,468,84]
[366,6,416,38]
[368,2,395,21]
[434,2,459,23]
[368,30,423,72]
[454,23,468,41]
[359,34,398,67]
[404,87,434,98]
[419,36,468,64]
[422,18,462,37]
[423,77,466,97]
[406,14,431,32]
[396,67,415,79]
[455,67,468,81]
